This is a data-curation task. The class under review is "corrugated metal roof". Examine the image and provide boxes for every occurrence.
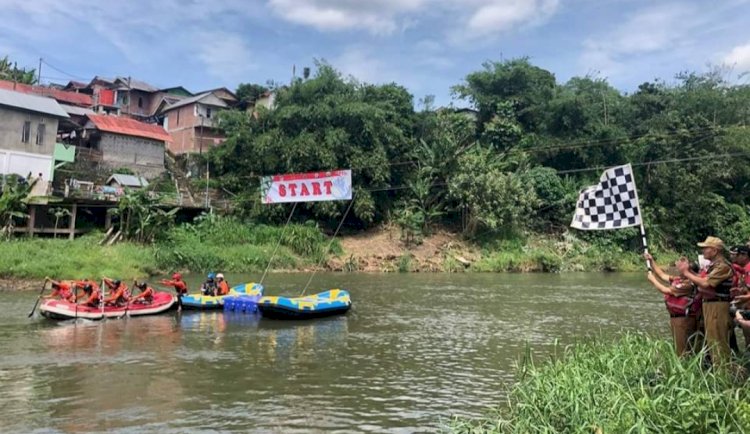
[107,174,149,187]
[115,77,159,93]
[59,103,95,117]
[87,114,171,142]
[162,92,228,113]
[0,88,70,118]
[0,79,93,107]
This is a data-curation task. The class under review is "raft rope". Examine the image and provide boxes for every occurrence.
[259,202,298,286]
[300,193,357,297]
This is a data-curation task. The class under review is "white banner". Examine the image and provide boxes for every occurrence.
[261,170,352,204]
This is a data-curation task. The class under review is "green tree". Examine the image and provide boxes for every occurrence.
[0,56,37,84]
[0,175,36,238]
[213,62,416,227]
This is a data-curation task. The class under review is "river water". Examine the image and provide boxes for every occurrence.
[0,272,666,433]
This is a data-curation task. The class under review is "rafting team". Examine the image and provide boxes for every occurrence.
[44,272,231,312]
[646,236,750,367]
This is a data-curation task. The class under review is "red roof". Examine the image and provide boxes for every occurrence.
[87,114,172,142]
[0,79,93,107]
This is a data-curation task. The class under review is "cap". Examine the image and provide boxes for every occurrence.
[697,236,724,249]
[217,273,224,279]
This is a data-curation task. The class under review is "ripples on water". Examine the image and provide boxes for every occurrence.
[0,273,666,433]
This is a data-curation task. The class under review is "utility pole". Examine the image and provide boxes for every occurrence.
[37,58,42,85]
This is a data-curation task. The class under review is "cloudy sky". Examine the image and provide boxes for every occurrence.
[1,0,749,106]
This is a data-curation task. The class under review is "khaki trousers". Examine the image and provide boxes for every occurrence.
[703,301,732,367]
[670,316,698,356]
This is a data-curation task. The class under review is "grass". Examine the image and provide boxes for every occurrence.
[447,334,750,433]
[0,235,158,280]
[0,218,341,281]
[471,232,679,273]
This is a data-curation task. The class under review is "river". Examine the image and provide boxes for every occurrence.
[0,272,666,433]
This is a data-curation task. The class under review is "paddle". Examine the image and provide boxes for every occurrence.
[27,277,50,318]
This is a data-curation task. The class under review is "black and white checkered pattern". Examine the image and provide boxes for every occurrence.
[571,164,642,230]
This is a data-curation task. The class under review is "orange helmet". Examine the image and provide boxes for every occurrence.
[172,273,182,280]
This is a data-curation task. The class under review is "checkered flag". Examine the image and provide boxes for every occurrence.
[571,164,642,230]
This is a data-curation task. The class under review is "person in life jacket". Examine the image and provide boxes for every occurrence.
[44,280,76,302]
[728,245,750,350]
[677,236,735,367]
[216,273,230,296]
[161,273,188,311]
[131,281,155,304]
[201,273,218,296]
[73,279,100,302]
[645,253,702,356]
[79,283,101,307]
[103,278,129,306]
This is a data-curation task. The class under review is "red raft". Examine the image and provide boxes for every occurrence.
[39,292,176,320]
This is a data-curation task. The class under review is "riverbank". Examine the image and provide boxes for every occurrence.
[448,334,750,433]
[0,222,676,290]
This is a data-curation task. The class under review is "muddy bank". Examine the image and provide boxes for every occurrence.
[0,278,45,292]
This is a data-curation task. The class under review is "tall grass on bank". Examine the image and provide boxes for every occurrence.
[448,334,750,433]
[0,235,158,280]
[153,217,341,273]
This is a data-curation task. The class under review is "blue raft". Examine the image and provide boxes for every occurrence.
[257,289,352,320]
[181,282,264,310]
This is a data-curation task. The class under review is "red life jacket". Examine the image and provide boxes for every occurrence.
[665,277,701,317]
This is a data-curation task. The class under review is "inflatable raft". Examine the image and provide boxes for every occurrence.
[181,282,263,310]
[39,292,175,320]
[257,289,352,320]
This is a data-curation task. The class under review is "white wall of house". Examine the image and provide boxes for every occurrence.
[0,148,53,180]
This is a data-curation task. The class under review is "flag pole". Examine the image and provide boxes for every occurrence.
[627,163,652,272]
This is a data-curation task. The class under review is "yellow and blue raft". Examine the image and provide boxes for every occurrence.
[257,289,352,320]
[181,282,264,310]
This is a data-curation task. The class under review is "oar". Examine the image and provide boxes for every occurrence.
[27,277,50,318]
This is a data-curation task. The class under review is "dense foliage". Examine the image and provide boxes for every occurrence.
[0,55,37,84]
[448,334,750,433]
[211,58,750,251]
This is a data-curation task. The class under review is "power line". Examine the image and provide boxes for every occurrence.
[40,59,88,81]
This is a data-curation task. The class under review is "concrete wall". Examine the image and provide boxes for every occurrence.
[0,106,59,155]
[98,132,165,177]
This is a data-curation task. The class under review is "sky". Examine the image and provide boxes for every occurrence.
[1,0,749,107]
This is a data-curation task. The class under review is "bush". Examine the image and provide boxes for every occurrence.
[448,334,750,433]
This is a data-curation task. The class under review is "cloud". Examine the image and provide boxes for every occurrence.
[465,0,559,36]
[195,32,258,83]
[268,0,560,38]
[268,0,425,34]
[723,41,750,72]
[579,3,700,79]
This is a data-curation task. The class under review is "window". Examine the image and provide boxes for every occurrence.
[138,97,143,108]
[36,123,46,145]
[176,109,180,126]
[21,121,31,143]
[206,107,212,119]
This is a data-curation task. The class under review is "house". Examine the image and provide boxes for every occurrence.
[0,87,69,186]
[159,91,229,154]
[0,79,93,108]
[83,77,192,122]
[201,87,238,106]
[82,114,170,178]
[106,173,149,189]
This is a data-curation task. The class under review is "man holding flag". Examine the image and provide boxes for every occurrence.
[677,237,734,367]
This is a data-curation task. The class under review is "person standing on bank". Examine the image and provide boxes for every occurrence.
[677,236,734,367]
[645,253,701,356]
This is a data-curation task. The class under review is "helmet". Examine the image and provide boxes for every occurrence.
[114,280,121,287]
[207,273,216,280]
[137,282,147,290]
[84,284,93,292]
[217,273,224,280]
[172,273,182,280]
